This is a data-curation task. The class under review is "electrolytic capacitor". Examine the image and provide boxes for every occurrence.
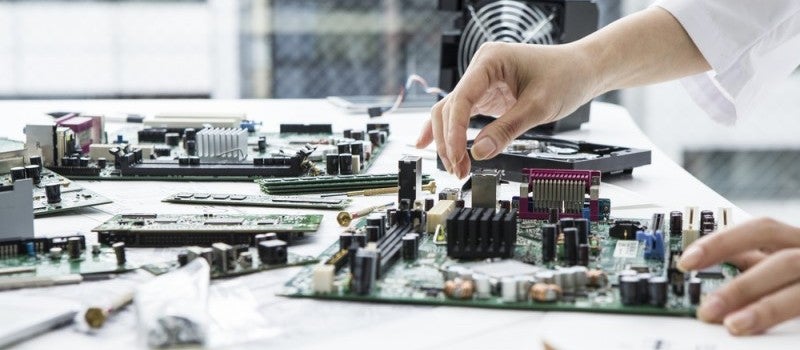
[501,277,517,302]
[339,153,353,175]
[351,130,364,141]
[178,251,189,266]
[67,237,81,260]
[574,218,589,244]
[189,156,200,165]
[352,249,377,295]
[257,137,267,153]
[688,277,702,305]
[559,218,574,230]
[29,155,42,170]
[337,143,351,155]
[113,242,126,266]
[542,224,557,263]
[670,211,683,236]
[548,208,559,224]
[342,129,352,139]
[353,233,367,247]
[402,234,418,261]
[24,165,41,185]
[178,157,189,165]
[649,276,668,307]
[366,214,384,238]
[636,273,651,304]
[326,154,339,175]
[49,247,63,260]
[79,157,90,167]
[619,275,639,305]
[97,157,107,168]
[10,167,26,182]
[563,227,579,266]
[184,128,196,141]
[578,243,590,266]
[368,130,381,146]
[455,199,465,209]
[386,209,397,227]
[45,183,61,204]
[351,155,360,174]
[339,233,354,251]
[69,156,79,166]
[474,274,491,299]
[186,140,197,156]
[350,142,364,168]
[365,226,380,242]
[165,132,180,146]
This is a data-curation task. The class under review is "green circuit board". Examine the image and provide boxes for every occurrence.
[0,236,137,278]
[141,248,318,279]
[162,192,352,210]
[282,217,735,317]
[0,168,112,216]
[257,173,435,195]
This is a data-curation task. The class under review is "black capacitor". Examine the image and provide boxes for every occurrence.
[352,249,377,295]
[574,218,589,244]
[113,242,126,265]
[24,165,41,185]
[45,183,61,204]
[366,226,380,242]
[424,198,435,211]
[350,142,365,166]
[254,233,268,246]
[257,137,267,153]
[97,157,107,168]
[669,211,683,236]
[258,239,288,264]
[184,128,197,141]
[368,130,381,146]
[337,143,351,154]
[649,276,668,307]
[253,157,264,166]
[455,199,465,208]
[499,200,511,211]
[263,157,275,166]
[548,208,559,224]
[366,215,384,234]
[59,156,69,167]
[701,221,715,236]
[339,153,353,175]
[178,251,189,266]
[351,130,364,141]
[326,154,339,175]
[559,218,574,230]
[339,233,354,251]
[29,155,42,170]
[165,132,180,146]
[189,156,200,165]
[178,157,189,165]
[636,273,651,304]
[563,227,579,266]
[620,275,639,305]
[578,243,590,266]
[263,232,278,241]
[670,269,685,296]
[342,129,352,139]
[402,234,418,261]
[701,210,714,220]
[67,237,81,260]
[79,157,90,167]
[353,233,367,248]
[186,140,197,156]
[542,224,557,263]
[10,167,26,182]
[386,209,397,227]
[688,277,702,305]
[69,156,80,166]
[379,132,386,145]
[133,149,143,163]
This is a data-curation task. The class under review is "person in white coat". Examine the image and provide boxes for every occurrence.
[417,1,800,336]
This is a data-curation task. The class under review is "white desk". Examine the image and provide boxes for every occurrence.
[0,99,797,349]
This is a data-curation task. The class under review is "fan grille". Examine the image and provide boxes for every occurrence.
[458,0,556,76]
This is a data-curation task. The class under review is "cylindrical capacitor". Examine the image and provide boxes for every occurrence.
[165,132,180,146]
[29,155,42,170]
[189,156,200,165]
[474,274,491,299]
[49,247,63,260]
[379,131,387,145]
[535,270,555,284]
[351,142,364,164]
[501,277,517,303]
[548,208,559,224]
[353,233,367,247]
[69,156,79,166]
[368,130,380,146]
[339,153,353,175]
[619,275,639,305]
[649,276,668,307]
[424,198,435,211]
[351,155,360,174]
[365,226,380,242]
[178,251,189,266]
[351,130,364,141]
[352,250,377,295]
[178,157,189,165]
[578,243,590,266]
[559,218,574,230]
[574,218,589,244]
[542,224,557,263]
[186,140,197,156]
[112,242,126,265]
[515,276,533,301]
[688,277,702,305]
[10,167,26,182]
[67,237,81,260]
[326,154,339,175]
[79,157,90,167]
[670,211,683,236]
[563,227,579,266]
[45,183,61,204]
[339,233,354,251]
[184,128,197,141]
[386,209,397,227]
[366,214,384,239]
[257,137,267,153]
[253,157,264,166]
[337,143,351,155]
[24,165,41,184]
[499,200,511,211]
[263,233,278,241]
[342,129,352,139]
[97,157,107,168]
[455,199,465,209]
[636,273,651,304]
[572,266,588,291]
[402,234,418,261]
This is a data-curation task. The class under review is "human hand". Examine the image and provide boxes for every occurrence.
[415,42,598,178]
[678,217,800,335]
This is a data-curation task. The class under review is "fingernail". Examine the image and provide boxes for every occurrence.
[678,245,703,272]
[471,138,497,160]
[442,158,452,174]
[725,309,756,335]
[698,294,726,322]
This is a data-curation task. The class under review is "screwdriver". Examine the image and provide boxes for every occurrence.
[321,181,436,198]
[337,202,395,227]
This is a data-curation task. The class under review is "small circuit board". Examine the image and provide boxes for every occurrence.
[162,192,351,210]
[0,235,137,277]
[40,123,390,181]
[1,168,112,216]
[257,173,434,195]
[93,213,324,247]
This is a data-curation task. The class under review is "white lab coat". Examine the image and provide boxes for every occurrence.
[654,0,800,124]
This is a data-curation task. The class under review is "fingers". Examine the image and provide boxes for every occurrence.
[430,101,451,173]
[697,249,800,323]
[726,250,767,271]
[470,101,531,161]
[415,118,434,148]
[723,263,800,335]
[678,217,800,271]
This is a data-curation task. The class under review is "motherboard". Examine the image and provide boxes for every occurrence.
[0,235,137,278]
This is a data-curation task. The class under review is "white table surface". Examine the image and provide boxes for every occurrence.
[0,99,797,350]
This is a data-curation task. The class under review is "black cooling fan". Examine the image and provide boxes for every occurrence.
[439,0,598,134]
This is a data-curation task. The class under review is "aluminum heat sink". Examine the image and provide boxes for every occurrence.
[196,128,248,160]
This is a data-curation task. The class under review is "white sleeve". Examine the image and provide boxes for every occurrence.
[653,0,800,124]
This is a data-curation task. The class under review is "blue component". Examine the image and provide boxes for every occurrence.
[25,242,35,257]
[582,207,591,220]
[114,134,126,144]
[636,230,665,260]
[240,121,257,132]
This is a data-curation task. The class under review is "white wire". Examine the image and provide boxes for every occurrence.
[383,74,449,116]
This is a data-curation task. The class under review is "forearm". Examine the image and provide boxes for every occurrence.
[574,7,711,95]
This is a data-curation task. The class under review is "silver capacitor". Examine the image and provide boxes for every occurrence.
[49,247,63,260]
[535,270,555,284]
[90,243,101,255]
[473,274,491,299]
[67,237,81,260]
[571,266,589,292]
[501,277,517,302]
[112,242,126,265]
[238,251,253,268]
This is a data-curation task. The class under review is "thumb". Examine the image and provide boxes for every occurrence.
[470,102,532,161]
